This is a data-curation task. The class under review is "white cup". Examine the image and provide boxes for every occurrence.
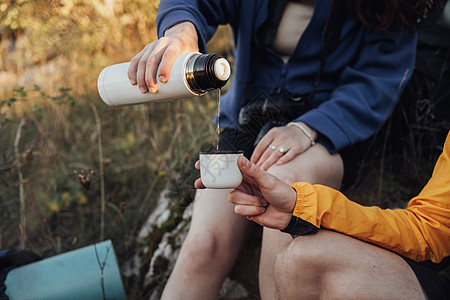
[199,151,243,189]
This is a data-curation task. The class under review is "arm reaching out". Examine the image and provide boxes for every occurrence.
[291,132,450,263]
[196,132,450,263]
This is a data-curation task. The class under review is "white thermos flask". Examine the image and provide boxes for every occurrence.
[97,52,231,106]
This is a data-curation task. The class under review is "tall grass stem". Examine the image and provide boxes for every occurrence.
[90,103,106,242]
[14,118,26,249]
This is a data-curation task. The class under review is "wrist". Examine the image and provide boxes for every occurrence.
[288,186,297,214]
[165,22,198,40]
[279,186,300,230]
[279,187,297,229]
[281,216,319,238]
[280,182,319,238]
[287,122,318,147]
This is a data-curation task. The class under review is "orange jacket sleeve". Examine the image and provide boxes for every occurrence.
[290,131,450,263]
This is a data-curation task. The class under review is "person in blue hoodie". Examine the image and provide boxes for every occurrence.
[127,0,437,298]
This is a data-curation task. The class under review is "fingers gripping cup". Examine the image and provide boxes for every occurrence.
[199,151,243,189]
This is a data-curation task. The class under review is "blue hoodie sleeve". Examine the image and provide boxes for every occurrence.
[298,29,417,153]
[156,0,237,53]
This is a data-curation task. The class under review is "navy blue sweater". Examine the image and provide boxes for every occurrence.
[156,0,417,153]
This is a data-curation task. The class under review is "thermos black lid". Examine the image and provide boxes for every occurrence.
[185,53,231,94]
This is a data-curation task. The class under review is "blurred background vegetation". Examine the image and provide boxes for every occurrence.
[1,0,448,298]
[0,0,232,297]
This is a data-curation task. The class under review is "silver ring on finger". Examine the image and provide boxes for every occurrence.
[269,144,277,150]
[278,146,287,153]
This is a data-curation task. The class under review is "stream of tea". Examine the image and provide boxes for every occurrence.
[216,88,221,152]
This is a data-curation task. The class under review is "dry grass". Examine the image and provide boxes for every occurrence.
[0,2,232,296]
[2,1,447,296]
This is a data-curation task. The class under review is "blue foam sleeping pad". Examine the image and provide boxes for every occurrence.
[4,240,126,300]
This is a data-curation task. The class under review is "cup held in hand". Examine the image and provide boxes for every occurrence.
[199,151,243,189]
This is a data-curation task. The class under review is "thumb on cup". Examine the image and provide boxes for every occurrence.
[237,156,270,186]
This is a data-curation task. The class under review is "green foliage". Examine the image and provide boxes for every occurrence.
[1,87,26,107]
[1,85,75,108]
[0,1,233,297]
[0,83,219,297]
[0,0,160,95]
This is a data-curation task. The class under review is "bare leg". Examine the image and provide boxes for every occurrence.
[259,144,344,299]
[274,230,426,299]
[161,188,254,300]
[259,228,293,299]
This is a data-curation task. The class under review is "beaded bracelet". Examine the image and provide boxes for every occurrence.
[287,122,316,147]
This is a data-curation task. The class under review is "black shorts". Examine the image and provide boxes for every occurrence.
[218,127,371,189]
[403,256,450,300]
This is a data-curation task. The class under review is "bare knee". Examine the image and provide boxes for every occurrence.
[273,231,337,298]
[179,229,231,273]
[268,162,319,185]
[274,231,426,300]
[182,230,219,269]
[268,167,299,185]
[267,145,344,188]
